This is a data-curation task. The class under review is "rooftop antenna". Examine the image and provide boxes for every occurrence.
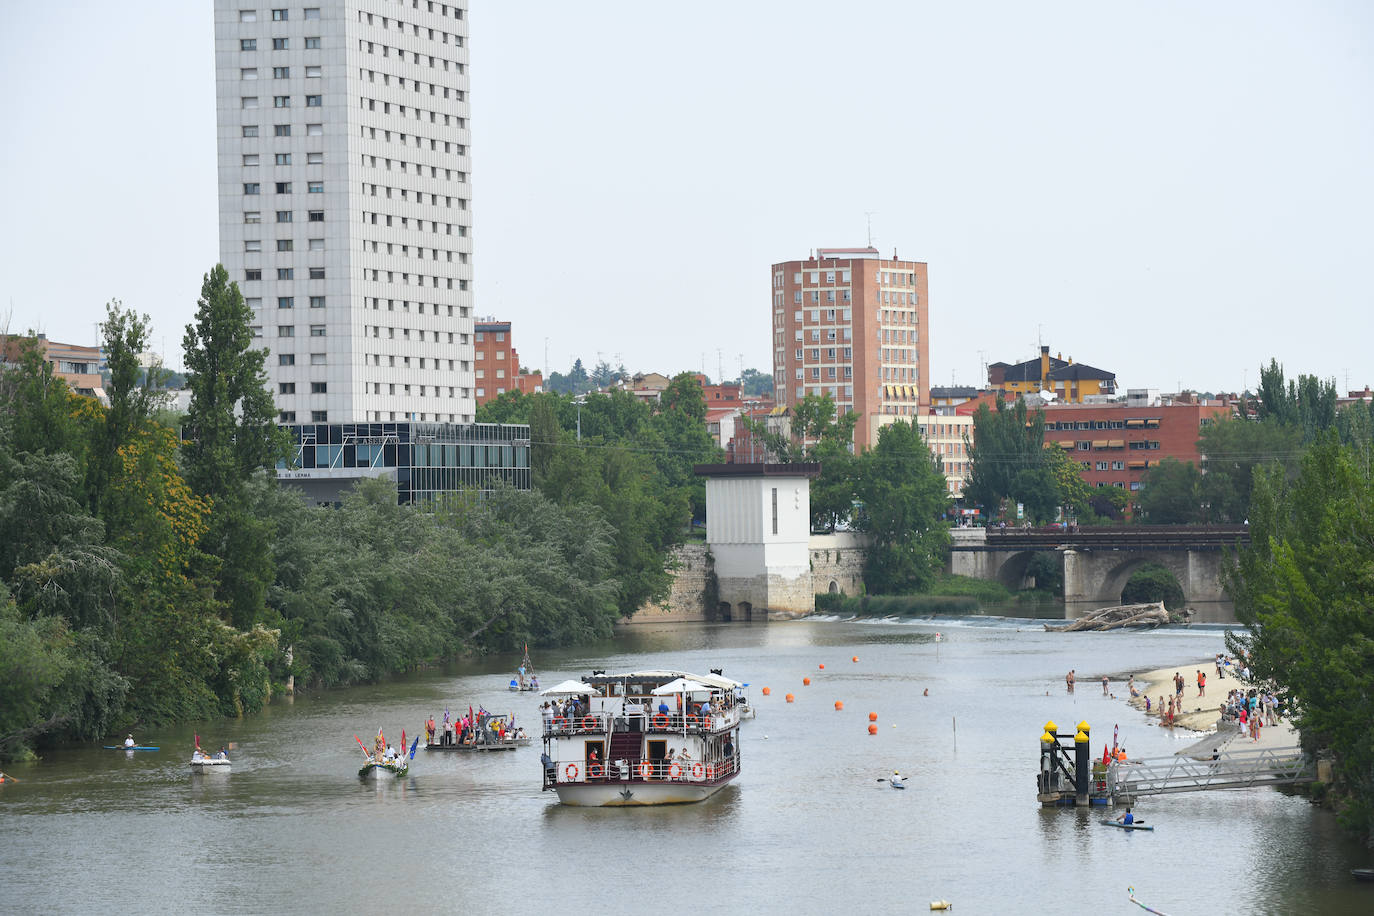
[864,211,876,248]
[544,336,549,375]
[717,348,723,384]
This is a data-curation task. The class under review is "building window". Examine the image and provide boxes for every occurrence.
[310,353,326,365]
[245,268,262,280]
[244,240,262,252]
[309,296,325,308]
[306,152,323,164]
[278,354,295,366]
[245,298,261,309]
[307,210,324,222]
[308,181,323,192]
[306,123,323,135]
[275,210,292,223]
[273,37,288,50]
[771,487,778,535]
[278,326,294,337]
[307,238,323,250]
[305,95,322,107]
[273,96,290,108]
[279,411,296,423]
[304,36,320,49]
[274,153,291,165]
[271,8,287,20]
[239,10,257,22]
[244,211,261,223]
[278,297,294,308]
[273,66,289,79]
[241,67,258,80]
[274,124,291,137]
[308,267,325,279]
[279,382,295,394]
[276,182,292,193]
[309,325,326,337]
[277,239,293,251]
[306,65,322,78]
[311,411,327,422]
[304,7,320,19]
[276,268,293,279]
[310,382,327,393]
[242,96,259,109]
[242,125,259,137]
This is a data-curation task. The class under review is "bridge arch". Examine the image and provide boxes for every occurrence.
[994,550,1056,591]
[1097,553,1190,606]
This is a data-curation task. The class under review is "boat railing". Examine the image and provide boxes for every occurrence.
[543,753,739,789]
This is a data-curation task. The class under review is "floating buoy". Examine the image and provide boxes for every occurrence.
[930,901,951,911]
[762,687,771,696]
[852,656,859,663]
[785,693,795,703]
[803,677,811,686]
[834,701,844,711]
[869,712,878,722]
[867,724,878,735]
[818,663,825,670]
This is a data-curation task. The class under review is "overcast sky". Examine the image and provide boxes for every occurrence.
[2,1,1371,393]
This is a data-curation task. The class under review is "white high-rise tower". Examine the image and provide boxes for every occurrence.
[214,0,475,425]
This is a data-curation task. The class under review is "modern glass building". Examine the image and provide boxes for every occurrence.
[277,420,530,505]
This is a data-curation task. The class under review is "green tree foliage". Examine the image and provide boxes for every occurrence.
[736,368,774,398]
[1120,563,1185,609]
[1,336,83,459]
[86,302,164,515]
[1197,416,1300,523]
[740,393,860,531]
[1087,487,1129,522]
[182,265,289,629]
[1135,457,1205,524]
[1224,436,1374,838]
[964,396,1049,518]
[852,421,950,593]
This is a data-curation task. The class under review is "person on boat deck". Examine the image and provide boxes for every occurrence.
[657,700,670,716]
[192,745,205,761]
[1116,807,1134,825]
[124,734,136,748]
[217,746,229,760]
[723,737,735,759]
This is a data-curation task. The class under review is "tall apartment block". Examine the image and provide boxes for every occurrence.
[771,247,929,450]
[214,1,476,426]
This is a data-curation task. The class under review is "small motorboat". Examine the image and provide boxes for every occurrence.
[1100,818,1153,831]
[190,752,231,771]
[1352,868,1374,882]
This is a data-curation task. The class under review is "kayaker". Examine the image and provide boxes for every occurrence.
[124,734,135,748]
[1116,808,1134,825]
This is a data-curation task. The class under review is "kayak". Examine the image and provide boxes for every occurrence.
[1100,818,1153,831]
[1352,869,1374,882]
[104,746,160,751]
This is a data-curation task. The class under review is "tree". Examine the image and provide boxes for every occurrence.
[963,396,1047,518]
[86,301,165,516]
[0,335,82,459]
[1120,564,1185,609]
[182,264,289,629]
[1135,457,1204,524]
[1043,443,1091,518]
[1197,416,1300,523]
[737,368,774,398]
[852,421,950,593]
[1224,435,1374,839]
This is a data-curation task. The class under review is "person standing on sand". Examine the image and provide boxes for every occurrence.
[1174,672,1184,697]
[1066,670,1075,693]
[1197,670,1206,697]
[1102,675,1110,696]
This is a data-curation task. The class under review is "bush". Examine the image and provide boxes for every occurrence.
[824,594,979,616]
[814,592,846,612]
[923,573,1013,602]
[1121,564,1186,610]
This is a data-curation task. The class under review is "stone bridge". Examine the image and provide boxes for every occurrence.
[949,525,1250,605]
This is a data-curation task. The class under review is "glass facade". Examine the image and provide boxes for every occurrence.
[279,421,531,504]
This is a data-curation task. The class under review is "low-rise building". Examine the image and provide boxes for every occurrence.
[988,345,1115,403]
[2,334,104,402]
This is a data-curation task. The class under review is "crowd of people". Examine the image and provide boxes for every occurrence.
[1220,688,1280,740]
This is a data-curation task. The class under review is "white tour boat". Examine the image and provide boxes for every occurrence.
[539,670,743,807]
[189,751,231,771]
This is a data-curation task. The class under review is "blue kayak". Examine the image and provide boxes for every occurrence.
[1100,818,1153,831]
[104,746,160,751]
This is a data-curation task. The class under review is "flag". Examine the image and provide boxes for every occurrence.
[408,737,419,760]
[194,734,201,750]
[401,730,406,756]
[1102,745,1110,765]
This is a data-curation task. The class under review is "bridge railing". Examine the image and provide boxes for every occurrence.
[1107,745,1310,798]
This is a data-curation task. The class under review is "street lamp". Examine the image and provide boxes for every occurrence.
[574,394,587,442]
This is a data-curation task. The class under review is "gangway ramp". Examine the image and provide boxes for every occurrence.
[1108,746,1312,802]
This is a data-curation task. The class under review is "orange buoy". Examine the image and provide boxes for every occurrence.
[803,677,811,686]
[869,712,878,722]
[852,656,859,663]
[867,724,878,735]
[834,701,844,711]
[785,693,795,703]
[819,664,825,670]
[761,687,771,696]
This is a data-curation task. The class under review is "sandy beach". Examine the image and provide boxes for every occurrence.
[1119,658,1299,753]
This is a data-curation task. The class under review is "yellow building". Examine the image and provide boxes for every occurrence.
[987,345,1115,404]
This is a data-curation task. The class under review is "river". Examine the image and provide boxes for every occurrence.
[2,616,1369,914]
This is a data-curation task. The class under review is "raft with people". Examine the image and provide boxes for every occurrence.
[425,708,529,751]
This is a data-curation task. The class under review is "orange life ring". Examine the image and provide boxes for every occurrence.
[581,716,597,731]
[706,764,716,780]
[692,762,704,780]
[638,761,652,779]
[669,762,682,780]
[652,714,669,729]
[686,715,699,729]
[700,716,712,730]
[564,762,579,781]
[552,716,566,730]
[588,764,602,778]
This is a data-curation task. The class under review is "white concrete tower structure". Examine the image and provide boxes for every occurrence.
[214,1,475,425]
[696,463,821,620]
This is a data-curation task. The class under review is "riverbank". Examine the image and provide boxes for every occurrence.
[1123,660,1299,751]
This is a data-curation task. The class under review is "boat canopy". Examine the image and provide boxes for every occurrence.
[540,680,601,696]
[588,670,744,690]
[651,677,712,696]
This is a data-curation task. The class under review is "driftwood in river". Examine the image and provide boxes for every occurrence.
[1044,601,1170,632]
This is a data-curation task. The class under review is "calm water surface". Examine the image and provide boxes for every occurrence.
[2,617,1369,915]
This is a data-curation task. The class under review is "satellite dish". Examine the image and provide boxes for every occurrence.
[1039,389,1057,402]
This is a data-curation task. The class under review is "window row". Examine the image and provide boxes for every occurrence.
[277,411,475,424]
[360,95,466,131]
[360,124,466,157]
[241,95,323,108]
[366,325,462,343]
[239,8,321,23]
[363,268,469,291]
[243,239,325,252]
[357,4,465,34]
[364,354,469,371]
[795,367,854,380]
[240,65,322,79]
[794,347,854,361]
[360,68,465,101]
[242,122,324,137]
[792,308,852,324]
[881,366,918,381]
[239,36,321,51]
[243,210,326,223]
[272,325,328,337]
[882,327,916,344]
[359,40,466,75]
[362,181,468,207]
[362,211,467,237]
[242,180,326,194]
[366,298,468,320]
[793,290,852,304]
[359,153,466,183]
[244,267,325,281]
[277,381,330,394]
[880,348,917,364]
[362,239,466,264]
[792,329,852,341]
[242,152,325,165]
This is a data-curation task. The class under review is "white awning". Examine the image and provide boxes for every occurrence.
[539,680,599,696]
[651,678,712,696]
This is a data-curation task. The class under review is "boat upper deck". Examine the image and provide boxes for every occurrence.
[539,670,745,738]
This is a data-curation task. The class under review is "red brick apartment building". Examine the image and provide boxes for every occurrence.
[473,319,542,406]
[771,246,929,451]
[1041,399,1234,495]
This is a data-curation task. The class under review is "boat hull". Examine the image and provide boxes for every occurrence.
[359,762,408,779]
[189,760,231,770]
[553,777,733,807]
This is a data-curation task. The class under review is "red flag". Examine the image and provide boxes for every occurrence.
[1103,745,1111,765]
[401,729,406,755]
[194,734,201,750]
